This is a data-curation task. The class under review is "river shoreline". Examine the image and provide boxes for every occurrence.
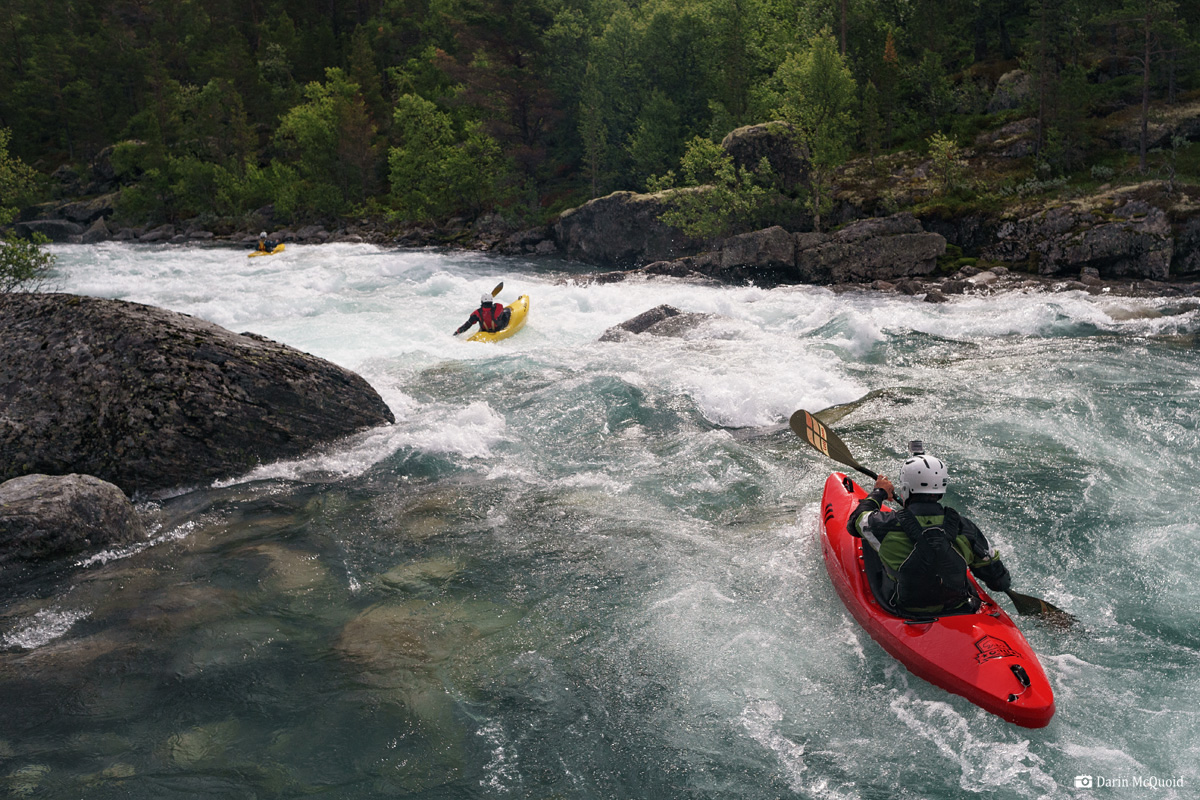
[54,235,1200,301]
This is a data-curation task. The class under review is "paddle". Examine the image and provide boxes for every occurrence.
[788,410,877,480]
[789,408,1077,629]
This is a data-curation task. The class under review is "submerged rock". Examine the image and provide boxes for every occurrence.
[599,304,717,341]
[599,304,683,340]
[0,473,145,565]
[0,293,395,496]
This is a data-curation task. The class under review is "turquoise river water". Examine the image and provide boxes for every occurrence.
[1,242,1198,799]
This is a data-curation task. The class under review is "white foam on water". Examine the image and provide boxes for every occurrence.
[889,691,1059,796]
[1,607,90,650]
[477,720,520,793]
[75,518,200,567]
[739,700,807,788]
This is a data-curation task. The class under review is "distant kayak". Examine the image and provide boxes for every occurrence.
[819,471,1056,728]
[248,244,285,258]
[468,295,529,342]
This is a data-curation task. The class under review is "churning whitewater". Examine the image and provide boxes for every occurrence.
[1,242,1197,799]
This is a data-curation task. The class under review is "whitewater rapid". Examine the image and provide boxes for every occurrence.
[0,241,1196,799]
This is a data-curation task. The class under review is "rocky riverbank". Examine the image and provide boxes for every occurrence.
[8,109,1200,295]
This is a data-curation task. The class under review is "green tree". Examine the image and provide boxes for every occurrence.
[648,135,772,239]
[1,127,54,293]
[437,0,558,179]
[578,62,609,199]
[775,27,857,231]
[627,90,683,191]
[274,68,381,214]
[388,94,505,222]
[904,50,955,136]
[927,132,967,195]
[1093,0,1187,173]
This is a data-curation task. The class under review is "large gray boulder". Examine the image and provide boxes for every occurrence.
[721,121,809,191]
[554,190,707,267]
[794,215,946,284]
[57,193,119,225]
[987,69,1032,114]
[0,293,395,496]
[1174,216,1200,277]
[0,473,145,564]
[721,226,796,272]
[11,219,85,242]
[598,304,715,341]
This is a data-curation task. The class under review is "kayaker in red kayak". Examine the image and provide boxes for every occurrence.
[454,293,511,336]
[846,442,1012,616]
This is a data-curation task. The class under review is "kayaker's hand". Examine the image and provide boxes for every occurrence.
[874,476,895,501]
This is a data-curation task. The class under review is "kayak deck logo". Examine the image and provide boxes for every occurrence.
[974,635,1019,663]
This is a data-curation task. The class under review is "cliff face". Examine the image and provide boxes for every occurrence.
[0,293,395,496]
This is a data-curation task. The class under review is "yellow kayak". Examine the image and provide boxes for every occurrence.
[468,295,529,342]
[248,244,285,258]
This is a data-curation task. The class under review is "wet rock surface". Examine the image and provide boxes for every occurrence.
[0,473,145,565]
[0,293,395,496]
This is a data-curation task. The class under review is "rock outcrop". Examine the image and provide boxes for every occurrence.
[721,121,809,191]
[987,69,1032,114]
[624,213,945,287]
[984,193,1173,279]
[0,474,145,565]
[795,214,946,284]
[554,190,708,266]
[0,293,395,496]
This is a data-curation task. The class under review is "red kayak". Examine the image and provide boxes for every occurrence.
[819,472,1055,728]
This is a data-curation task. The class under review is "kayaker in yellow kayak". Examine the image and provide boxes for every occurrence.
[453,293,511,336]
[846,442,1013,616]
[256,231,279,253]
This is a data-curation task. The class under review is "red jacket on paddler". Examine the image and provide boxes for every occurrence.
[455,295,510,335]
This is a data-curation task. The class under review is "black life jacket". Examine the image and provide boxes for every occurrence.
[478,303,504,331]
[892,507,972,610]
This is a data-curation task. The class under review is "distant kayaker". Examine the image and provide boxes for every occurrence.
[454,293,511,336]
[256,231,279,252]
[846,443,1012,615]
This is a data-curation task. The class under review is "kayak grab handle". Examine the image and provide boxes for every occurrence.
[1007,664,1032,702]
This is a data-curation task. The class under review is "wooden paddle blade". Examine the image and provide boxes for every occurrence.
[1005,590,1077,630]
[789,409,877,480]
[491,281,504,297]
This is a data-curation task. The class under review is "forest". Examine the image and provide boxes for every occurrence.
[1,0,1198,233]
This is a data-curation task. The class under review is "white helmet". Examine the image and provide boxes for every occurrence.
[480,293,492,304]
[260,231,268,238]
[897,453,949,503]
